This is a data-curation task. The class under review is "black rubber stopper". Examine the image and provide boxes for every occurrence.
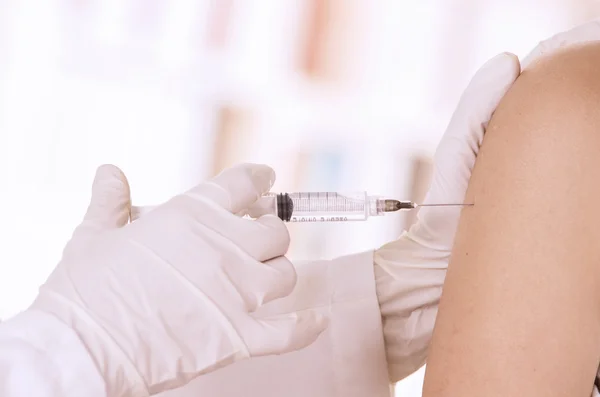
[276,193,294,221]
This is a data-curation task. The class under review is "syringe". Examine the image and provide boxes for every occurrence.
[130,191,471,223]
[257,192,470,223]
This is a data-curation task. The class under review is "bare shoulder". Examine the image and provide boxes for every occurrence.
[487,42,600,143]
[463,42,600,209]
[456,41,600,260]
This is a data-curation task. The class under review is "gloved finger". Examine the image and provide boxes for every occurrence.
[227,255,297,312]
[183,163,275,215]
[259,254,296,303]
[186,210,289,261]
[245,214,290,262]
[522,21,600,70]
[243,196,277,219]
[245,310,329,356]
[74,164,131,238]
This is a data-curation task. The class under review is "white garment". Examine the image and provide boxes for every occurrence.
[157,252,393,397]
[0,311,106,396]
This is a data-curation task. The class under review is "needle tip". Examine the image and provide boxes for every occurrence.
[416,203,474,207]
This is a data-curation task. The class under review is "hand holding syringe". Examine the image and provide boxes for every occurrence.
[131,191,472,223]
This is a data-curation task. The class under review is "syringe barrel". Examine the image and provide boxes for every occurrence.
[270,191,382,222]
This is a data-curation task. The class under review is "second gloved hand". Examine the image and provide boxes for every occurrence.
[29,163,328,397]
[373,52,521,382]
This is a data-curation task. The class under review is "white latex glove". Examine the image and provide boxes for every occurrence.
[28,163,327,397]
[373,52,521,381]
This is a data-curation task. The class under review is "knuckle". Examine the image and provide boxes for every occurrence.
[220,163,258,183]
[261,257,296,299]
[141,195,198,228]
[274,259,297,295]
[259,215,290,250]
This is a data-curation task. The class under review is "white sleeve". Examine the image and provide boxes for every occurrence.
[157,251,393,397]
[374,232,447,383]
[0,310,107,397]
[159,239,445,397]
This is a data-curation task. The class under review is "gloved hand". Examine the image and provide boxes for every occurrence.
[373,52,521,382]
[29,163,328,397]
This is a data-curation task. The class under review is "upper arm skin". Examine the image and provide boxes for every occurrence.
[422,44,600,397]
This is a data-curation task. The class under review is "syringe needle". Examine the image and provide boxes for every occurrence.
[415,203,474,207]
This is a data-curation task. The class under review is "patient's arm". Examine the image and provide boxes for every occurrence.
[422,43,600,397]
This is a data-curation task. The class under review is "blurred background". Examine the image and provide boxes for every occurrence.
[0,0,598,395]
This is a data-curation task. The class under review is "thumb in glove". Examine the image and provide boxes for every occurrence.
[409,52,521,251]
[66,165,131,251]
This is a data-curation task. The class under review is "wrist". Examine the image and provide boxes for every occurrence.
[0,310,107,397]
[373,234,447,383]
[29,296,149,397]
